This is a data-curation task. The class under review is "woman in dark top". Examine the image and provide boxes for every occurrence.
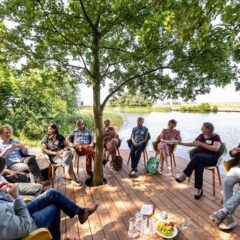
[41,124,81,185]
[176,122,222,199]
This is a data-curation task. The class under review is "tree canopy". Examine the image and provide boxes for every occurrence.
[109,92,152,107]
[1,0,239,103]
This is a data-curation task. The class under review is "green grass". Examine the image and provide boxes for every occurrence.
[16,109,124,146]
[79,108,124,129]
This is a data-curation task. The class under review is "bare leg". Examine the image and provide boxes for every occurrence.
[159,150,164,174]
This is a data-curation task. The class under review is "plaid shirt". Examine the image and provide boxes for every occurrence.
[70,128,92,146]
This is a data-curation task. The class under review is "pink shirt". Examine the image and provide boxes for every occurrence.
[160,128,182,141]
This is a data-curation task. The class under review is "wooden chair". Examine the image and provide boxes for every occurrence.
[45,155,65,188]
[224,158,240,173]
[152,140,177,174]
[188,143,227,195]
[127,147,149,169]
[22,228,52,240]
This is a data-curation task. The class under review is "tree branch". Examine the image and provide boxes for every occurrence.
[78,0,94,29]
[100,45,132,53]
[101,66,171,110]
[37,0,92,77]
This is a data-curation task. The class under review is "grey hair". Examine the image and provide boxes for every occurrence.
[76,119,84,125]
[0,124,13,135]
[137,117,144,121]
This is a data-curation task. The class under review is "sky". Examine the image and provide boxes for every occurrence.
[79,83,240,105]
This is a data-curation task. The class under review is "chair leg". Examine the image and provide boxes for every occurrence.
[217,166,222,185]
[51,165,55,188]
[173,153,176,167]
[48,165,51,180]
[76,155,80,174]
[170,155,173,175]
[127,153,131,166]
[212,169,216,196]
[143,150,146,168]
[145,149,149,161]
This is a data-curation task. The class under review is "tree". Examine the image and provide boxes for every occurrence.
[1,0,239,185]
[109,92,152,107]
[0,66,79,139]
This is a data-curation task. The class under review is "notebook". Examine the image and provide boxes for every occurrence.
[140,204,154,216]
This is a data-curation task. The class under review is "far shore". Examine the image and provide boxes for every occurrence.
[98,102,240,113]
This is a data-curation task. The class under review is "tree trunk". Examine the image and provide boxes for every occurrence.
[91,27,104,186]
[92,83,104,185]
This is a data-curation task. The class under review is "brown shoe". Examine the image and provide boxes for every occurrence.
[78,204,98,224]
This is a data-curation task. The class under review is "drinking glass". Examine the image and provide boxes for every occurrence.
[128,217,139,238]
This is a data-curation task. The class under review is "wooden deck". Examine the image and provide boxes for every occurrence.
[37,149,240,240]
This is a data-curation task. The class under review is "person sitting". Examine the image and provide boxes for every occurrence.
[156,119,182,174]
[0,124,45,184]
[176,122,222,199]
[0,157,98,240]
[128,117,150,177]
[41,123,81,185]
[103,119,121,165]
[0,158,43,198]
[69,119,95,176]
[210,144,240,230]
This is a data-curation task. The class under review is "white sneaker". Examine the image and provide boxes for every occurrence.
[218,214,237,230]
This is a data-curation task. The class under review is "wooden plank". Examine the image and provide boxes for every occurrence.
[33,147,239,240]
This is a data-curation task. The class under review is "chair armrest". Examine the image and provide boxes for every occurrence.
[23,197,32,203]
[224,159,239,173]
[22,228,52,240]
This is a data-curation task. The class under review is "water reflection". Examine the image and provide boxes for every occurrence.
[117,111,240,166]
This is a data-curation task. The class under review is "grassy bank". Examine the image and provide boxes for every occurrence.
[105,102,240,113]
[18,109,124,146]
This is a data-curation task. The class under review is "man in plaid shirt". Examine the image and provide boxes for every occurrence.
[69,120,95,176]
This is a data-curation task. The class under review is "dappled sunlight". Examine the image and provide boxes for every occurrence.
[47,150,240,239]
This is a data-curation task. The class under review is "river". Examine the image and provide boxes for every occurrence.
[117,111,240,171]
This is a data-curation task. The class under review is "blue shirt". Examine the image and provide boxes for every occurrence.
[131,126,149,143]
[0,139,22,166]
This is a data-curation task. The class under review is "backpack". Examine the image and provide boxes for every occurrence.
[110,155,123,171]
[146,157,160,174]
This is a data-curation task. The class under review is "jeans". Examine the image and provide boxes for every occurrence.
[27,189,86,240]
[183,153,218,189]
[130,143,145,170]
[223,167,240,214]
[9,156,42,179]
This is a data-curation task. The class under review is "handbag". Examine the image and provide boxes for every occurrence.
[110,155,122,171]
[146,157,160,175]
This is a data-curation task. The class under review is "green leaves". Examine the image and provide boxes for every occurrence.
[0,0,239,106]
[0,64,79,139]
